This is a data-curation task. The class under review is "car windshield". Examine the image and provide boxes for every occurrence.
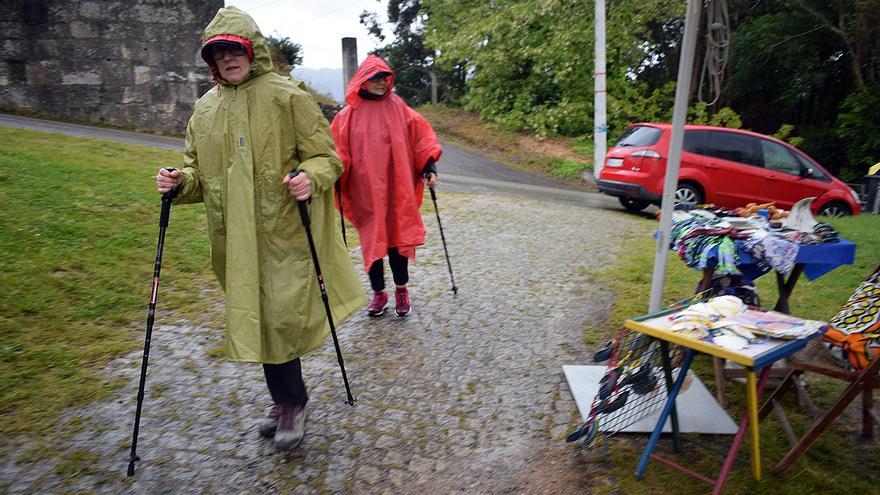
[614,126,663,147]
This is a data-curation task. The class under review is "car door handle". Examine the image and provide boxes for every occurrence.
[705,163,719,169]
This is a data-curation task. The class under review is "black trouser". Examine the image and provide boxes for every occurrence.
[263,358,308,407]
[368,247,409,291]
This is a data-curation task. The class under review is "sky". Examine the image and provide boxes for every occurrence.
[225,0,388,69]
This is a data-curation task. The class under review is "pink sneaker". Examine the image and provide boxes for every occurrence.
[395,286,411,317]
[367,291,388,316]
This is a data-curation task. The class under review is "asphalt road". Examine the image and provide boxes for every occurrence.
[0,113,622,209]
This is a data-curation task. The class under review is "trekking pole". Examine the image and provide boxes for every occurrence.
[289,170,356,406]
[426,182,458,294]
[127,168,179,476]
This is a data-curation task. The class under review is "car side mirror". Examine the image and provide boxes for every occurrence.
[800,167,814,178]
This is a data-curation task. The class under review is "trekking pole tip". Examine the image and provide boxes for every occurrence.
[126,456,138,476]
[452,285,458,295]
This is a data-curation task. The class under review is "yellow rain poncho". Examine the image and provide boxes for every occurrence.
[173,6,363,363]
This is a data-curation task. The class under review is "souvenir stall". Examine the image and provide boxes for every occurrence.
[668,198,856,314]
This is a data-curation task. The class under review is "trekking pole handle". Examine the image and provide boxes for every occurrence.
[423,170,437,195]
[159,167,179,228]
[161,167,181,202]
[288,169,311,228]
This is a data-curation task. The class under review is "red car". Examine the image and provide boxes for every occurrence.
[597,123,861,216]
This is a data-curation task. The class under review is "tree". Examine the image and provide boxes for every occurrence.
[360,0,466,105]
[424,0,683,136]
[265,34,303,75]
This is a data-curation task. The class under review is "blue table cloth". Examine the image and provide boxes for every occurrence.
[735,238,856,281]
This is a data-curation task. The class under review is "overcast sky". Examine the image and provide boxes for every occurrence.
[224,0,388,69]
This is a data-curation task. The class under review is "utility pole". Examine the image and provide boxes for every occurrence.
[593,0,607,180]
[341,37,358,97]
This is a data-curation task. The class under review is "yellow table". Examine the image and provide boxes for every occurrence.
[626,307,820,493]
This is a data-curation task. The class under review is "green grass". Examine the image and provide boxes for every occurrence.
[587,212,880,494]
[0,126,218,437]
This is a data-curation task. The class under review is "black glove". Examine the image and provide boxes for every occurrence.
[422,157,437,178]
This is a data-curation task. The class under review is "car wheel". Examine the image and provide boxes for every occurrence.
[618,196,650,212]
[817,201,851,217]
[674,182,703,207]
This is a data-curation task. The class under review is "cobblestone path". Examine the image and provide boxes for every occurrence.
[1,191,647,494]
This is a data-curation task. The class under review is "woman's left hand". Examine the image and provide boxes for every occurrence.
[423,172,438,189]
[283,170,311,200]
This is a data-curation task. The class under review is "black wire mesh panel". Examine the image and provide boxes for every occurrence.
[567,330,687,448]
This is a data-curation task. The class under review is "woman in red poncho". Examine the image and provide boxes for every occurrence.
[331,55,442,317]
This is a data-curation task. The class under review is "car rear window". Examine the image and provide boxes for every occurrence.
[614,126,663,147]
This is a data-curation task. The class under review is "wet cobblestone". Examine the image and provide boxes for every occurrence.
[1,190,646,494]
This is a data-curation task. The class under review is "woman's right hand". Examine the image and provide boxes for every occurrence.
[156,167,180,194]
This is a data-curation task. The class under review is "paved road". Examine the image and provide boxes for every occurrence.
[0,113,620,208]
[0,114,650,493]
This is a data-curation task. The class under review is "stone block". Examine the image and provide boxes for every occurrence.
[26,61,59,86]
[0,21,25,39]
[61,71,102,85]
[134,65,151,85]
[3,39,27,59]
[101,61,134,86]
[70,20,99,39]
[79,1,103,20]
[33,39,61,59]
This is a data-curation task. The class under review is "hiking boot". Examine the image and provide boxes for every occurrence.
[367,291,388,316]
[395,286,411,317]
[273,404,306,451]
[258,403,282,438]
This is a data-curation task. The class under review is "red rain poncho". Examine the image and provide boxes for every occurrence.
[331,55,443,271]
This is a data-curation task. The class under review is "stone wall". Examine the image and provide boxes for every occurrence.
[0,0,223,134]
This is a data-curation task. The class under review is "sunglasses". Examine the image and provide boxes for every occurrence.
[211,43,247,60]
[367,73,389,82]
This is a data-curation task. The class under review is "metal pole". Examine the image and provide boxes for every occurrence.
[593,0,607,180]
[648,0,702,313]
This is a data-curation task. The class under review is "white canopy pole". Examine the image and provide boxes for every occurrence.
[648,0,702,312]
[593,0,607,180]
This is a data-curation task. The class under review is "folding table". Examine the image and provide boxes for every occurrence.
[625,307,822,494]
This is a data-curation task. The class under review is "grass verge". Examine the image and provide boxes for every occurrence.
[0,126,219,438]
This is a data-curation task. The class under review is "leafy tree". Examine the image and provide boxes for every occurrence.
[265,34,303,75]
[360,1,467,105]
[836,85,880,176]
[424,0,683,137]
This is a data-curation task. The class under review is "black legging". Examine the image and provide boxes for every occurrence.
[263,358,308,407]
[368,247,409,291]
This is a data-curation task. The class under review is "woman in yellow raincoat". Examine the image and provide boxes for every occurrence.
[156,6,363,451]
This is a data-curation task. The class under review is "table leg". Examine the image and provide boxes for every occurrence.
[636,349,696,479]
[746,370,762,481]
[713,357,727,407]
[660,341,682,452]
[773,264,804,314]
[698,268,714,295]
[713,366,773,494]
